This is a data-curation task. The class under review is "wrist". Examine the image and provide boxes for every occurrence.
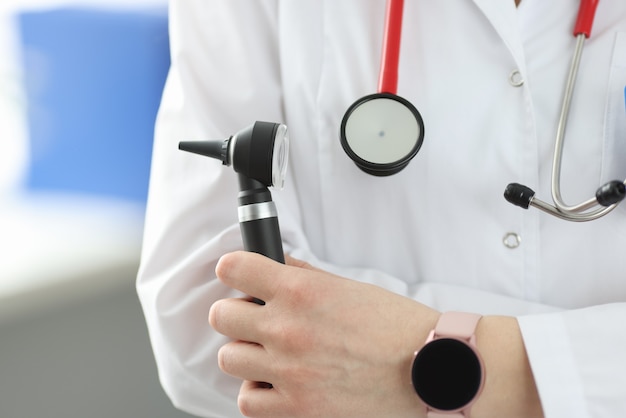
[471,316,543,418]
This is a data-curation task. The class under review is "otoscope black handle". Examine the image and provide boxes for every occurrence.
[237,175,285,264]
[238,177,285,307]
[240,216,285,264]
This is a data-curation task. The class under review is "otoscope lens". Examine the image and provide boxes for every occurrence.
[272,124,289,189]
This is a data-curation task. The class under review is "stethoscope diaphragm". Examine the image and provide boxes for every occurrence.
[340,92,424,176]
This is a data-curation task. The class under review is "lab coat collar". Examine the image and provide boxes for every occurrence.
[471,0,526,67]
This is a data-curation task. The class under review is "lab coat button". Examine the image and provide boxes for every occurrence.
[503,232,521,249]
[509,70,524,87]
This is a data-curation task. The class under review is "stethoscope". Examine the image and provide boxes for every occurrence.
[340,0,626,222]
[340,0,424,177]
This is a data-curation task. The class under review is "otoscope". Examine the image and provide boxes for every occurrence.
[179,121,289,264]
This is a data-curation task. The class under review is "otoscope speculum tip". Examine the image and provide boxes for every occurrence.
[178,140,229,164]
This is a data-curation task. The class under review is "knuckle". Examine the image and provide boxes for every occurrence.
[215,252,236,280]
[281,362,314,387]
[259,320,286,347]
[216,344,230,373]
[217,343,238,375]
[208,300,223,330]
[237,394,254,417]
[264,318,315,356]
[280,277,313,308]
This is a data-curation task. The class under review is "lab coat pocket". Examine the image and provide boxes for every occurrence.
[602,32,626,220]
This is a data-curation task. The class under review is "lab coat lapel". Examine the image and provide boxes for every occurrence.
[470,0,526,65]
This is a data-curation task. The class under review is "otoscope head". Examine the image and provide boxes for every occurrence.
[231,122,289,189]
[596,180,626,207]
[178,121,289,189]
[504,183,536,209]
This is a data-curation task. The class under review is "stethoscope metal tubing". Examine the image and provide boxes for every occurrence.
[551,34,590,214]
[529,197,616,222]
[538,29,622,221]
[529,27,617,222]
[502,0,626,221]
[529,181,626,222]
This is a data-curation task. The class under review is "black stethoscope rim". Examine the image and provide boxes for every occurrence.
[340,92,425,176]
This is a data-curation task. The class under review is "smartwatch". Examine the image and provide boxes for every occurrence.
[411,312,485,417]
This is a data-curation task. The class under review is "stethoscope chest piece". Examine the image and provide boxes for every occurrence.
[340,92,424,176]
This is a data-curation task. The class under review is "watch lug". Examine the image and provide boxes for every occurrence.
[468,334,477,347]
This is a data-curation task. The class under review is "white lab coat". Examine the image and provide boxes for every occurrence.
[137,1,626,417]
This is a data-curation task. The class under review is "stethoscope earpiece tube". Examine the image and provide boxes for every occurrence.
[505,180,626,222]
[504,1,626,222]
[595,180,626,207]
[504,183,536,209]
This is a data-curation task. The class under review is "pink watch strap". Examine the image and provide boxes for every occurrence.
[428,412,464,418]
[426,312,483,418]
[433,311,482,341]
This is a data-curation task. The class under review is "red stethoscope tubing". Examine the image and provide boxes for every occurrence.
[378,0,403,95]
[378,0,599,95]
[574,0,599,37]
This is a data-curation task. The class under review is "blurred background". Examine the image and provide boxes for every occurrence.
[0,0,195,416]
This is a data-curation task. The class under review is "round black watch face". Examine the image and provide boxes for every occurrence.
[411,338,483,411]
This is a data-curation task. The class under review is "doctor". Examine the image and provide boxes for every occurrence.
[137,1,626,417]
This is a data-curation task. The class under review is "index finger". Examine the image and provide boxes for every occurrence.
[215,251,285,302]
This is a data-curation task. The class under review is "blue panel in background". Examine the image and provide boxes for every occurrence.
[18,7,170,203]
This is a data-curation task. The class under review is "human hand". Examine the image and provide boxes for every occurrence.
[209,251,440,418]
